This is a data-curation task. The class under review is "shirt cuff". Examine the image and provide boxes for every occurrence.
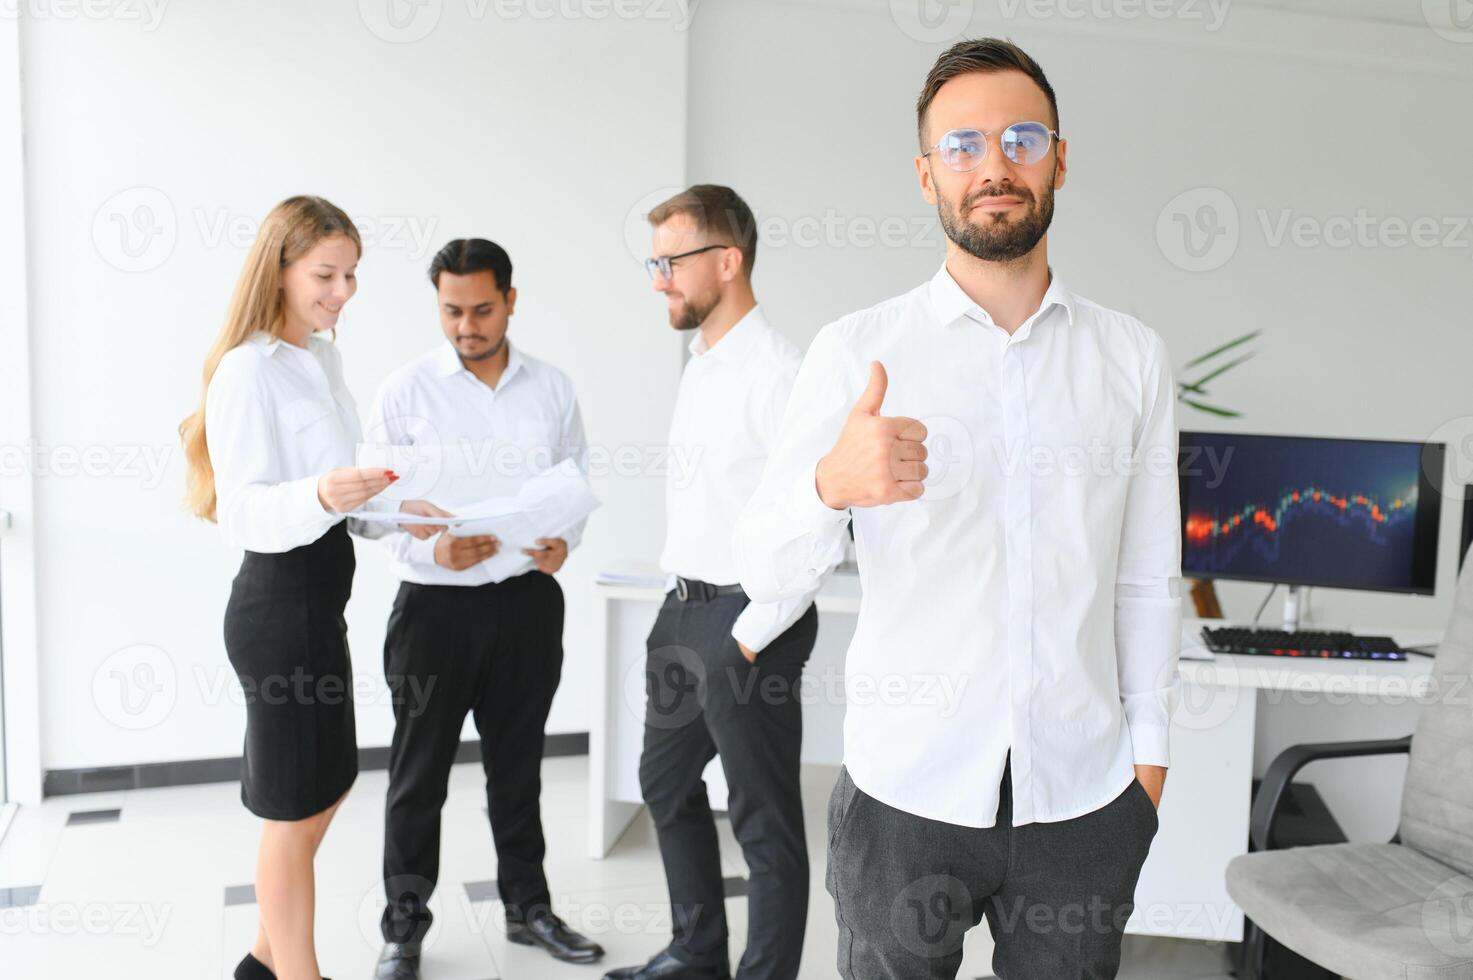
[792,459,851,533]
[405,531,438,567]
[730,599,801,653]
[291,473,337,526]
[1126,721,1171,768]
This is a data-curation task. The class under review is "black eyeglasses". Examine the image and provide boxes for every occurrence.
[645,244,732,280]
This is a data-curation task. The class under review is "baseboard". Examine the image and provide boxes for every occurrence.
[41,732,589,798]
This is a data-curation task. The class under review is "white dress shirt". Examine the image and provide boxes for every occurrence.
[733,265,1182,828]
[207,331,386,553]
[366,342,588,586]
[662,306,826,653]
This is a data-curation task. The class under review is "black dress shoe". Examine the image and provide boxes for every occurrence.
[373,942,422,980]
[506,909,605,963]
[234,954,275,980]
[601,949,730,980]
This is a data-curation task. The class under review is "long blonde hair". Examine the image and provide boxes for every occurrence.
[180,195,362,521]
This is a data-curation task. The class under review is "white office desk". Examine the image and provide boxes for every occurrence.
[588,571,1440,942]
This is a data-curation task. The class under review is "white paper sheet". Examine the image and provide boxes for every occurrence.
[348,458,601,554]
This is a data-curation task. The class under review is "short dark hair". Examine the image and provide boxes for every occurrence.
[916,38,1059,151]
[428,238,513,294]
[648,184,758,278]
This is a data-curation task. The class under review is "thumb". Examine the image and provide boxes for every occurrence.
[851,361,889,416]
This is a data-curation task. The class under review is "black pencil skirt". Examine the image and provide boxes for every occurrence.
[223,520,358,821]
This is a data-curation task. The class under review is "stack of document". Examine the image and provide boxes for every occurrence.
[350,458,601,562]
[594,563,669,590]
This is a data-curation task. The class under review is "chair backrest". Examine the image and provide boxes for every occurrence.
[1400,541,1473,875]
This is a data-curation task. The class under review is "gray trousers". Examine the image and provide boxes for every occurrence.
[825,759,1159,979]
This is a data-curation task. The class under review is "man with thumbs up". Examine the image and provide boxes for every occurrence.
[734,38,1182,980]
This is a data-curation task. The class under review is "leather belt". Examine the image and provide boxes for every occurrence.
[674,576,747,602]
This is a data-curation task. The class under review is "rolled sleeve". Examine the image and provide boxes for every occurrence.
[731,589,820,653]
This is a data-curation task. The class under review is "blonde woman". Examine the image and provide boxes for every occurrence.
[180,196,438,980]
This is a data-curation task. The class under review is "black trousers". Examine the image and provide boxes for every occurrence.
[826,757,1159,979]
[639,589,819,980]
[380,571,565,944]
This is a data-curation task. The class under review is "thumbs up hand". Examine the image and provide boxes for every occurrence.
[815,361,929,510]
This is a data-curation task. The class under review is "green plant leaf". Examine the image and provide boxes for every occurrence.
[1181,398,1242,418]
[1184,351,1256,390]
[1181,329,1262,370]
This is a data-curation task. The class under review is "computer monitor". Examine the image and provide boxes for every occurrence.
[1461,494,1473,572]
[1179,432,1445,596]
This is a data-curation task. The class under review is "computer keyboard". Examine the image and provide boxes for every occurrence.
[1200,626,1412,661]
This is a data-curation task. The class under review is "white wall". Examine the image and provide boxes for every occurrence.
[0,18,41,803]
[19,1,689,779]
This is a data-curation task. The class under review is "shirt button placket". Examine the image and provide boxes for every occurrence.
[1000,338,1035,824]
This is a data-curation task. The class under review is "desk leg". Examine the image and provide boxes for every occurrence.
[589,594,646,858]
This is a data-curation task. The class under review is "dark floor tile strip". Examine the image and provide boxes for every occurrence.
[0,885,42,908]
[223,884,256,907]
[464,879,498,903]
[45,733,588,797]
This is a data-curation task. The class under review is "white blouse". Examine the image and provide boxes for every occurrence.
[206,331,385,554]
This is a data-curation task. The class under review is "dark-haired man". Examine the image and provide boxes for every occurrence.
[368,239,604,978]
[603,186,827,980]
[735,40,1181,980]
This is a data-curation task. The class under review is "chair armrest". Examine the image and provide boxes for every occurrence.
[1250,735,1412,851]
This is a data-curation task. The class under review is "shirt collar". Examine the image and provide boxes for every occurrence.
[437,339,526,389]
[247,331,287,356]
[247,330,332,356]
[927,263,1076,336]
[687,305,766,360]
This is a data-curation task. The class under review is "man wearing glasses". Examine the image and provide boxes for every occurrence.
[734,40,1180,979]
[603,186,827,980]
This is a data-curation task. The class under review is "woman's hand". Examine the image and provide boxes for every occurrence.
[397,499,454,540]
[317,467,397,514]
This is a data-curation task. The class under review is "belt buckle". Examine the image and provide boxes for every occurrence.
[675,577,689,602]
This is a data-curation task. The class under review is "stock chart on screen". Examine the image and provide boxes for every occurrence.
[1179,432,1444,595]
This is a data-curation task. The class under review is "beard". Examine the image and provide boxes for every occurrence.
[456,335,506,361]
[936,167,1057,263]
[667,286,721,332]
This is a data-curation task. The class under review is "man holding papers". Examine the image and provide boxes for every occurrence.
[366,238,603,978]
[604,186,827,980]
